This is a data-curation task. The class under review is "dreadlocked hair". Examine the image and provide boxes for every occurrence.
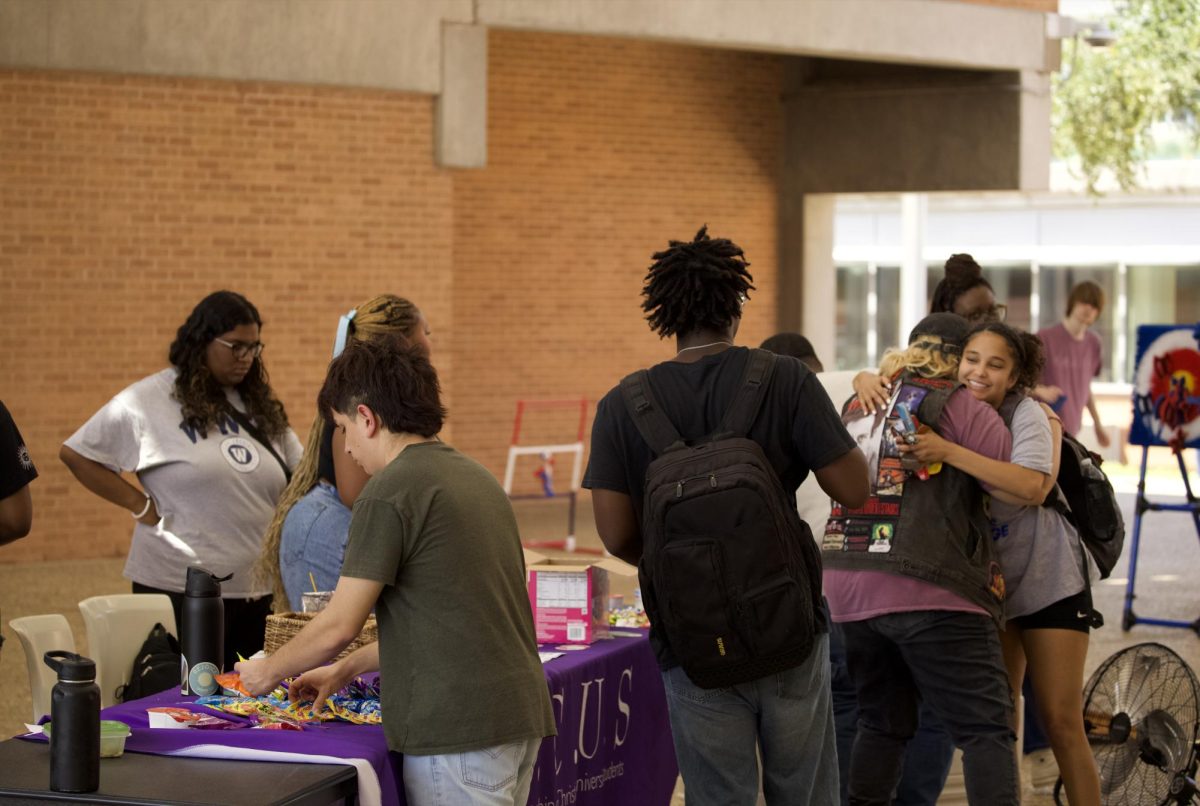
[930,253,994,315]
[254,294,422,605]
[879,336,961,381]
[965,322,1045,393]
[168,291,289,440]
[641,225,755,338]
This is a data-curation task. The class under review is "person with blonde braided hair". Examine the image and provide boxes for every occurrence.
[258,295,432,611]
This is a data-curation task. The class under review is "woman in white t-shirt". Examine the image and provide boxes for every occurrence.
[61,290,302,668]
[899,322,1101,805]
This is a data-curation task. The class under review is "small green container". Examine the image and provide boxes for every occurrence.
[44,720,132,758]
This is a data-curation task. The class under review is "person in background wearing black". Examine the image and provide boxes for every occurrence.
[0,400,37,546]
[1,399,39,655]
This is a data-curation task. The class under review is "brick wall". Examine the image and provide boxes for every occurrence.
[0,71,454,563]
[452,31,785,483]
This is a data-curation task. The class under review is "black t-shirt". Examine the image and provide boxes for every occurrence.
[584,347,857,668]
[584,347,855,519]
[0,400,37,500]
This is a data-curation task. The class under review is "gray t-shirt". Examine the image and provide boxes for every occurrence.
[339,441,556,755]
[64,368,302,596]
[990,397,1088,618]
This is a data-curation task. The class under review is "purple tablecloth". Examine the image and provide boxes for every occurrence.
[528,633,677,806]
[19,631,676,806]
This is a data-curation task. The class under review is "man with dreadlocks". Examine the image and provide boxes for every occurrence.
[584,226,869,805]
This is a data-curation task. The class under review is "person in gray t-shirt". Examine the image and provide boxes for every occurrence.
[899,322,1101,806]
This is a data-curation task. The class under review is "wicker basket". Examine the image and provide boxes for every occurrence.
[263,612,378,662]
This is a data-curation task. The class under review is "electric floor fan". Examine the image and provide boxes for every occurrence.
[1059,642,1200,804]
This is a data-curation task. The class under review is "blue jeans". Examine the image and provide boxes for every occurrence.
[400,737,542,806]
[829,624,955,806]
[279,482,352,611]
[841,612,1017,806]
[663,632,838,806]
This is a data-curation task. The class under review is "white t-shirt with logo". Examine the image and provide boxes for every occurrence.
[65,368,303,597]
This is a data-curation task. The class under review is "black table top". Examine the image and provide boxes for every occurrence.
[0,738,357,805]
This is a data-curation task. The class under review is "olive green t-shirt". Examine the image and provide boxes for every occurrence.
[339,441,556,755]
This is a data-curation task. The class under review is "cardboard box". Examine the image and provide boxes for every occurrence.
[524,550,638,644]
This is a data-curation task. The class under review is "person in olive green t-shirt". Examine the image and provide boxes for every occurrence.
[237,337,555,806]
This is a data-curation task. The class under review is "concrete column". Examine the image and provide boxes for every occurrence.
[899,193,928,343]
[1018,70,1052,192]
[436,23,488,169]
[801,195,838,366]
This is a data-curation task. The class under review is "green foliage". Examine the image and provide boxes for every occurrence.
[1052,0,1200,193]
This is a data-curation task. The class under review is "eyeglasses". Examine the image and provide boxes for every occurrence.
[965,303,1008,324]
[213,337,264,360]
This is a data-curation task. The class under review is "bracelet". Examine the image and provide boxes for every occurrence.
[131,493,154,520]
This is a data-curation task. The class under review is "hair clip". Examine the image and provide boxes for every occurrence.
[332,308,358,358]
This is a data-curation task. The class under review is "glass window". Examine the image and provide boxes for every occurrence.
[926,262,1032,330]
[985,264,1032,333]
[1037,265,1119,382]
[877,266,901,357]
[835,264,869,371]
[1125,264,1200,381]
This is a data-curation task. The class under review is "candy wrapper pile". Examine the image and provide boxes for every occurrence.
[607,606,649,628]
[191,675,382,728]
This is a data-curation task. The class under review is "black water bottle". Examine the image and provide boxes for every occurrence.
[43,651,100,793]
[181,567,230,695]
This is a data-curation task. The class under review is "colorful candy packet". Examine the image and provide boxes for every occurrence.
[214,672,251,697]
[194,675,382,727]
[147,706,246,730]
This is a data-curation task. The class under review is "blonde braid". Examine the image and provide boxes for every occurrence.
[255,294,422,610]
[254,414,326,604]
[878,337,960,381]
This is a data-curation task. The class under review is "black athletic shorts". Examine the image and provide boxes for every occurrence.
[1009,587,1097,633]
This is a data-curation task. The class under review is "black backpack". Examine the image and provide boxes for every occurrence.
[620,349,821,689]
[116,622,182,703]
[999,395,1126,579]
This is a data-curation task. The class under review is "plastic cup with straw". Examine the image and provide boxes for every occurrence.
[302,573,331,613]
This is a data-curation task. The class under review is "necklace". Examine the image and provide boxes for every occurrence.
[675,340,732,357]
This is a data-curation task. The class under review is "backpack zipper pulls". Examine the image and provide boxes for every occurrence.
[675,481,684,498]
[710,474,717,488]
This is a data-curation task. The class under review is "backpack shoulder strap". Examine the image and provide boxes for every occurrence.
[619,369,685,456]
[716,348,777,438]
[901,372,958,434]
[997,392,1024,429]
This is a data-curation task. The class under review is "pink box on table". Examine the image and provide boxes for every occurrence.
[524,550,637,644]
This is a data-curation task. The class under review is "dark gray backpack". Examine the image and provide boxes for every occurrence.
[116,622,181,703]
[620,349,821,688]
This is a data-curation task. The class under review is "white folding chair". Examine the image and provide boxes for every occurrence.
[78,594,176,708]
[8,614,77,723]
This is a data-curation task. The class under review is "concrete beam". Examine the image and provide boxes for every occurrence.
[476,0,1052,73]
[437,24,488,168]
[782,63,1051,194]
[0,0,473,92]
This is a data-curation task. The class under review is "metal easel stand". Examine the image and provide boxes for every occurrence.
[1122,445,1200,634]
